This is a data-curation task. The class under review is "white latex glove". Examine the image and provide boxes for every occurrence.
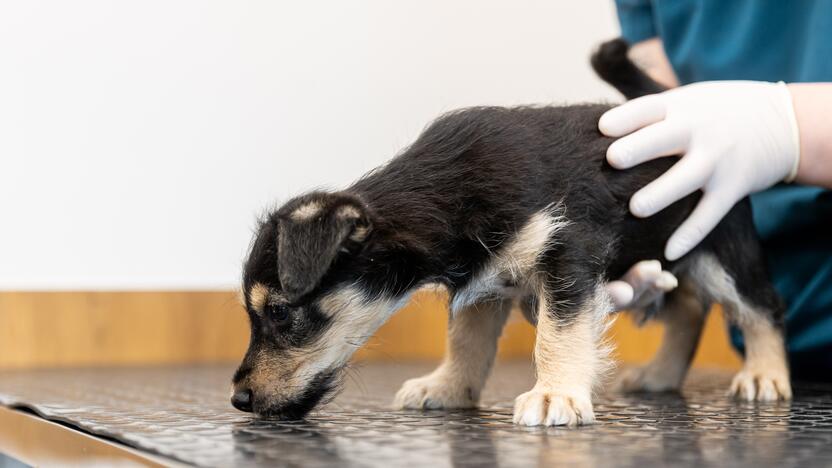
[599,81,801,261]
[606,260,678,311]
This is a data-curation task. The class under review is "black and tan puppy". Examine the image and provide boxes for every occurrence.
[231,40,791,426]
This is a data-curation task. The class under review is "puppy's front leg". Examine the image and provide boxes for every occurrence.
[513,287,612,426]
[394,299,511,409]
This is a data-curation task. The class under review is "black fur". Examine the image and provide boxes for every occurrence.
[591,38,665,99]
[288,102,780,320]
[234,38,786,419]
[275,192,372,303]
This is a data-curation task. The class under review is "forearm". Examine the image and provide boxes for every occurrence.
[788,83,832,188]
[628,38,679,89]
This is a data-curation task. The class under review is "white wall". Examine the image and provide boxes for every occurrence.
[0,1,621,290]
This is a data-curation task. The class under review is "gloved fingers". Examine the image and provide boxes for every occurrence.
[606,120,690,169]
[624,260,678,308]
[606,280,635,311]
[655,271,679,292]
[598,94,667,137]
[608,261,678,311]
[664,190,738,261]
[620,259,662,288]
[630,151,712,218]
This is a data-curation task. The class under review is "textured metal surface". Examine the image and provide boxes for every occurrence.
[1,363,832,467]
[0,406,175,467]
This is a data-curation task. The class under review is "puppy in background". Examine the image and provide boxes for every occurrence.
[230,39,790,426]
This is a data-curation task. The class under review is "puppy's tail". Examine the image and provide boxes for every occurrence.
[591,38,666,100]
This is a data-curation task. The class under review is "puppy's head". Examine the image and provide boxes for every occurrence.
[231,191,389,419]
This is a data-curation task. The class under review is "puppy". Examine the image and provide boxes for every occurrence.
[230,39,791,426]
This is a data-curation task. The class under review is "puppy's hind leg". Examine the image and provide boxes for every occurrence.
[513,285,613,427]
[394,299,511,410]
[617,276,708,393]
[692,254,791,401]
[728,304,792,402]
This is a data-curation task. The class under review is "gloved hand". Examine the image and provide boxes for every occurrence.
[599,81,801,261]
[606,260,678,311]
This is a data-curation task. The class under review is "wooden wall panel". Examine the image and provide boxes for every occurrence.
[0,291,741,370]
[0,292,248,368]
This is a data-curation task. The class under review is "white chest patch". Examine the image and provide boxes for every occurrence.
[449,205,569,315]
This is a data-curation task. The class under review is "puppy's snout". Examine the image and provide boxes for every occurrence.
[231,388,253,412]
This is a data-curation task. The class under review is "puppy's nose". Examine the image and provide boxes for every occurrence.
[231,388,253,412]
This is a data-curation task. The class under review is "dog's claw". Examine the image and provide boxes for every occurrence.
[728,368,792,402]
[512,387,595,427]
[422,398,440,409]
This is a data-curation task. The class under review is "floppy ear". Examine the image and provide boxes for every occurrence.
[276,194,372,302]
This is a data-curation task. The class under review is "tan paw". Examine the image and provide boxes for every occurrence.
[728,368,792,402]
[393,372,477,410]
[512,388,595,427]
[616,365,683,393]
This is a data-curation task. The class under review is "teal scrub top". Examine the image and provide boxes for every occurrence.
[615,0,832,380]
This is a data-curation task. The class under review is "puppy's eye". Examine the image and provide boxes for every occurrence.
[266,304,291,326]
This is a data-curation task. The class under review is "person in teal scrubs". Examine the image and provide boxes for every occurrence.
[604,0,832,381]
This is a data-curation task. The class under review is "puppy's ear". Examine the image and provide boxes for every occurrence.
[276,193,373,302]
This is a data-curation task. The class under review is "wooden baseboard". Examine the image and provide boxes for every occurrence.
[0,291,741,370]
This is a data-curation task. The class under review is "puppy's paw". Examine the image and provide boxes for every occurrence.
[393,372,478,410]
[512,388,594,427]
[728,368,792,402]
[616,365,682,393]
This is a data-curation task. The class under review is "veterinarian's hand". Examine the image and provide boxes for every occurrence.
[599,81,801,261]
[606,260,678,311]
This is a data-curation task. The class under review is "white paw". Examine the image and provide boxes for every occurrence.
[728,368,792,402]
[393,372,477,410]
[616,365,683,393]
[512,388,595,427]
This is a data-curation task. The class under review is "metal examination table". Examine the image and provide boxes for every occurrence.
[1,362,831,467]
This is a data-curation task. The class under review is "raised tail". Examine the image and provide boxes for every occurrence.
[591,38,666,99]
